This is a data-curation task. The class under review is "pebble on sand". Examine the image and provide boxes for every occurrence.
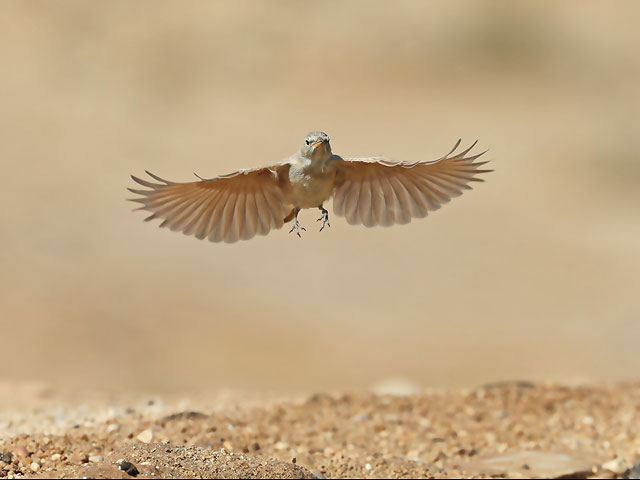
[602,458,628,475]
[12,446,29,459]
[119,460,140,477]
[462,451,598,478]
[88,455,104,463]
[136,428,153,444]
[371,377,422,396]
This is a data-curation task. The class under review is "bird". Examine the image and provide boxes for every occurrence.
[128,132,491,243]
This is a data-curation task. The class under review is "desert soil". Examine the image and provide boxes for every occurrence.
[1,382,640,479]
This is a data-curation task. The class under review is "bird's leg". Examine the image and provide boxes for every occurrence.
[288,208,306,238]
[317,205,330,232]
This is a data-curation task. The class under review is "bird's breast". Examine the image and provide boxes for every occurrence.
[287,161,337,209]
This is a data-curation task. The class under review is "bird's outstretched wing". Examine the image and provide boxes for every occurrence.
[332,140,491,227]
[128,164,291,243]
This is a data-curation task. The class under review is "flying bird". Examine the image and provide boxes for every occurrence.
[128,132,491,243]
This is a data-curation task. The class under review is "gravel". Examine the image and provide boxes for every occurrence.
[2,382,640,478]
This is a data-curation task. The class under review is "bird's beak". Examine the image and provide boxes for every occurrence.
[311,140,327,149]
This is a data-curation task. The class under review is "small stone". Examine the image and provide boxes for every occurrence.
[136,429,153,444]
[628,461,640,479]
[119,461,139,477]
[351,413,371,422]
[250,442,260,452]
[88,455,103,463]
[107,424,119,433]
[371,377,421,396]
[12,447,29,459]
[50,453,61,461]
[69,452,88,464]
[463,451,598,478]
[602,458,628,475]
[0,452,11,463]
[365,463,372,471]
[29,462,40,473]
[418,418,431,428]
[163,411,207,422]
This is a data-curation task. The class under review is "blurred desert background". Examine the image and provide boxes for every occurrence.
[1,1,639,396]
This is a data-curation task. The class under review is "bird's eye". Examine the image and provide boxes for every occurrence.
[305,139,310,145]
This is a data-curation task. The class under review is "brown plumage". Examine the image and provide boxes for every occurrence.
[128,133,491,243]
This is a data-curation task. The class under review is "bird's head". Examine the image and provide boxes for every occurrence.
[301,131,332,159]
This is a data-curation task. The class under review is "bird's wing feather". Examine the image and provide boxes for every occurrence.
[128,164,291,243]
[332,140,491,227]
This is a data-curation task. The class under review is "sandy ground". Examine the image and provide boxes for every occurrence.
[1,381,640,479]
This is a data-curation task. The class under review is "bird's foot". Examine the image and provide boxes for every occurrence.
[289,218,306,238]
[317,208,331,232]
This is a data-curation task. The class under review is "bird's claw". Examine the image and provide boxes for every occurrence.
[317,209,331,232]
[289,218,306,238]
